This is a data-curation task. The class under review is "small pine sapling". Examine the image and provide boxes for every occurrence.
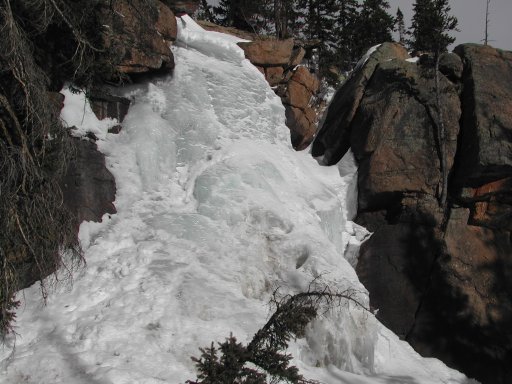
[188,283,368,383]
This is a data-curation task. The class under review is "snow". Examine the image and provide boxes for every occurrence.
[0,15,474,384]
[354,44,381,70]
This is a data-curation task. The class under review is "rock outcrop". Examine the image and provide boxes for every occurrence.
[237,39,320,150]
[98,0,177,75]
[312,43,410,165]
[453,44,512,184]
[238,39,295,66]
[89,90,131,123]
[62,138,117,227]
[313,43,512,384]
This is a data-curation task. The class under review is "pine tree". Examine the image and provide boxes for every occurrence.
[354,0,394,59]
[410,0,457,209]
[196,0,216,22]
[213,0,268,33]
[297,0,339,77]
[484,0,490,45]
[334,0,360,71]
[395,7,406,44]
[410,0,458,53]
[188,287,369,383]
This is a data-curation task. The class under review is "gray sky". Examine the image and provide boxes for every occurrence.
[207,0,512,51]
[390,0,512,51]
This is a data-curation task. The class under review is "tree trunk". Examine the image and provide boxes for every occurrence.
[434,53,448,209]
[484,0,490,45]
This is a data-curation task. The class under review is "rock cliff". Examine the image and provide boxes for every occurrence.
[313,42,512,384]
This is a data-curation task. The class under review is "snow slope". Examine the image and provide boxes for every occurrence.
[0,16,473,384]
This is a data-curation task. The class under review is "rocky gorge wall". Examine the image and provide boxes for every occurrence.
[3,0,198,293]
[313,42,512,384]
[66,4,321,229]
[18,0,318,292]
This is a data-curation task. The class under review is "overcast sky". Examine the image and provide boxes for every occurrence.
[390,0,512,50]
[207,0,512,51]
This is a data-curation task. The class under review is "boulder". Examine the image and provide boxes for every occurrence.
[280,66,321,149]
[62,138,116,226]
[98,0,176,75]
[156,1,178,41]
[238,38,294,66]
[439,52,463,81]
[312,42,410,164]
[89,90,131,122]
[285,105,316,150]
[454,44,512,185]
[320,41,512,384]
[351,59,460,210]
[283,67,319,112]
[290,66,319,94]
[285,80,311,109]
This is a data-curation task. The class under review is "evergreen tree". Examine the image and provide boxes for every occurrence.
[196,0,216,22]
[273,0,301,38]
[354,0,394,59]
[334,0,360,71]
[297,0,339,77]
[410,0,458,53]
[188,287,369,383]
[395,7,406,44]
[484,0,490,45]
[410,0,457,208]
[213,0,267,32]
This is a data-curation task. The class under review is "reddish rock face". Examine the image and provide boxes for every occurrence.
[312,42,410,164]
[238,39,294,66]
[283,67,318,109]
[156,1,178,41]
[458,177,512,230]
[285,105,316,150]
[290,66,319,93]
[98,0,176,75]
[317,42,512,384]
[285,80,311,109]
[350,59,460,209]
[454,44,512,184]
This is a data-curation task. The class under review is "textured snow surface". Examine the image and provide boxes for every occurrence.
[0,16,472,384]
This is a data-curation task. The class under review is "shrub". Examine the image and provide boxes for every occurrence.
[188,285,367,383]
